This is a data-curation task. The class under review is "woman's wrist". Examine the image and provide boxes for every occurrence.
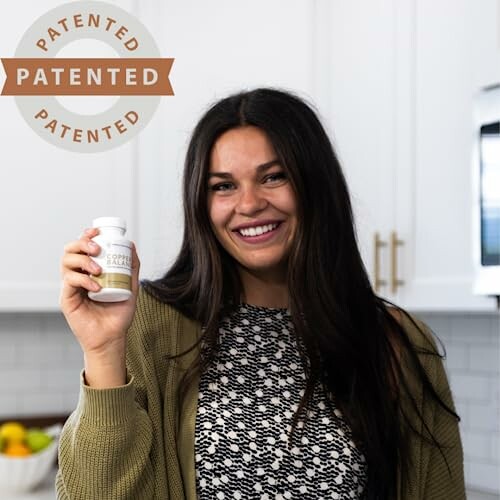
[83,340,127,388]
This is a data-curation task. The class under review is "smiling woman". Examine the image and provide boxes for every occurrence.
[57,88,465,500]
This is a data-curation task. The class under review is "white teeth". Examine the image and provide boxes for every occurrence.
[239,223,279,237]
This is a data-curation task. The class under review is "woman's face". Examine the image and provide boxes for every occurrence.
[207,125,298,280]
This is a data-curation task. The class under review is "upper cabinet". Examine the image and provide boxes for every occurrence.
[395,0,497,311]
[1,0,497,312]
[323,0,498,311]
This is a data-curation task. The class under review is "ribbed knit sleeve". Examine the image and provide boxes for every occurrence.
[55,372,155,499]
[55,287,175,500]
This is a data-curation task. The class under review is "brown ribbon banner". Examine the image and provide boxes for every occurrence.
[1,58,174,96]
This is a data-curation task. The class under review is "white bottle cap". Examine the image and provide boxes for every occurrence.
[92,217,126,230]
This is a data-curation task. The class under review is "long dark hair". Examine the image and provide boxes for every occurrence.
[142,88,459,499]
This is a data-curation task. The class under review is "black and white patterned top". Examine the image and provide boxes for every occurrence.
[194,303,367,499]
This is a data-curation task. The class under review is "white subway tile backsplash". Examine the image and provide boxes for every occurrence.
[469,346,500,374]
[463,431,494,461]
[450,316,493,343]
[0,369,44,392]
[43,367,81,391]
[0,312,78,419]
[444,343,469,371]
[450,373,491,401]
[491,436,500,463]
[0,338,17,366]
[17,391,65,416]
[19,335,65,367]
[469,399,500,433]
[467,462,500,493]
[0,394,19,417]
[0,314,41,336]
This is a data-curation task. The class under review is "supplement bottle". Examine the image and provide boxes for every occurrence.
[88,217,133,302]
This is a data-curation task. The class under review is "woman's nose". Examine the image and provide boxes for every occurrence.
[235,185,267,215]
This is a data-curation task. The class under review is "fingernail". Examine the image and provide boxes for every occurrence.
[90,261,100,273]
[84,228,94,235]
[88,241,98,250]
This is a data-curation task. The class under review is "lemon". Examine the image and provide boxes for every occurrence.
[0,421,27,445]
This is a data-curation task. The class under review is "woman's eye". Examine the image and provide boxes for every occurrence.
[210,182,233,192]
[265,172,287,183]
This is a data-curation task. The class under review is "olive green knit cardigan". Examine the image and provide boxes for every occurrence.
[56,288,465,499]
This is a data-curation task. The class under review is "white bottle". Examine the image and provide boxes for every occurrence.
[88,217,133,302]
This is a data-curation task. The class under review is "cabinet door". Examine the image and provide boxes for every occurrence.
[395,0,497,311]
[322,0,398,302]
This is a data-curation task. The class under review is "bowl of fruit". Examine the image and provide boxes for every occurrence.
[0,421,62,493]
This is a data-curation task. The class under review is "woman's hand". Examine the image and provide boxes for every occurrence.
[59,227,140,387]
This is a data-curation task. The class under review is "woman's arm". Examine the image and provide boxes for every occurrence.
[56,373,156,499]
[57,229,166,498]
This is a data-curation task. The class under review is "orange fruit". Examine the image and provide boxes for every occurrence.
[4,442,31,457]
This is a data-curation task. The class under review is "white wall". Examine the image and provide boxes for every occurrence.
[0,310,498,493]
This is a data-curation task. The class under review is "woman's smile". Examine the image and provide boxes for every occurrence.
[232,220,283,243]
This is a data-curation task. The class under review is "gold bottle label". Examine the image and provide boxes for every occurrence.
[90,272,131,290]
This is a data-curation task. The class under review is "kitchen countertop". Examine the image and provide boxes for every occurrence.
[3,467,56,500]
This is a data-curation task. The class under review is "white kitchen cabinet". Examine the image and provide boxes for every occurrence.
[323,0,497,311]
[395,0,497,311]
[322,0,398,304]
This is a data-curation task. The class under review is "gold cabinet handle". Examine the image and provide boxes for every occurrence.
[374,232,387,292]
[390,231,405,294]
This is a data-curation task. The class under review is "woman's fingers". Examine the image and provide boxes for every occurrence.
[60,269,102,302]
[60,231,103,305]
[61,252,101,277]
[63,238,100,259]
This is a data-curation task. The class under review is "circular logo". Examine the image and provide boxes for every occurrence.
[2,1,174,153]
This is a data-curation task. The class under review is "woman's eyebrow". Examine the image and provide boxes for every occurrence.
[208,159,281,179]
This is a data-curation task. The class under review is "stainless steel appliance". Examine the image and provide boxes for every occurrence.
[473,86,500,296]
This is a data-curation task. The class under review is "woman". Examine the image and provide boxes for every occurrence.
[57,88,465,499]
